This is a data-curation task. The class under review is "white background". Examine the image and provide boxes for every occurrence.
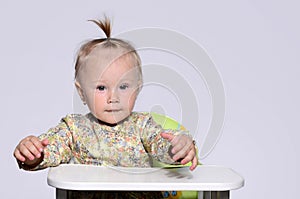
[1,1,299,198]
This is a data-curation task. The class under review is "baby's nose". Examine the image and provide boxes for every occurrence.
[107,90,119,103]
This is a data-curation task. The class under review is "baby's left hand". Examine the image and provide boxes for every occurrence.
[161,132,198,171]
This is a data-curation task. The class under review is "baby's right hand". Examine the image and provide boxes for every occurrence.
[13,135,49,166]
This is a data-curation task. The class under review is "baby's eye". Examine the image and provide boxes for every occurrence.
[119,84,129,90]
[97,85,106,91]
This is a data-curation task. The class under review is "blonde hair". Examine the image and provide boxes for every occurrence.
[74,16,142,83]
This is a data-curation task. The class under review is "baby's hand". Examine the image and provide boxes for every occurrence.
[13,135,49,166]
[161,132,198,171]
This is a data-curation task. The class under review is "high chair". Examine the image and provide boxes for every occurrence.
[47,113,244,199]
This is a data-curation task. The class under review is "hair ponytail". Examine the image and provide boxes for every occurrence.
[88,16,111,39]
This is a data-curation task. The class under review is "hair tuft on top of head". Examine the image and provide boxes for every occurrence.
[88,16,111,38]
[75,16,142,82]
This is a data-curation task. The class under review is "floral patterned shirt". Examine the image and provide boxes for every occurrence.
[30,112,189,170]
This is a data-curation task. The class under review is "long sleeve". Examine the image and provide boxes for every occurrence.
[139,114,191,165]
[29,116,74,170]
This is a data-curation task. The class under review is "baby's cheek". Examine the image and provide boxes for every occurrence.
[129,90,138,103]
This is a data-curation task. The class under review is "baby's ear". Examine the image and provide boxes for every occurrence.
[75,81,86,104]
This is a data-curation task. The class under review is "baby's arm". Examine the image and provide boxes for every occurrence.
[14,135,49,169]
[140,113,198,170]
[161,132,198,171]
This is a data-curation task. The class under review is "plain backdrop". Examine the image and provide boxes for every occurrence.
[1,1,299,198]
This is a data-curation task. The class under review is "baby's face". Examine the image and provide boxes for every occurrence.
[76,50,141,124]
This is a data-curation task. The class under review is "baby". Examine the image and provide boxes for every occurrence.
[14,17,197,199]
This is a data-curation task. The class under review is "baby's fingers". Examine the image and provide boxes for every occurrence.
[13,148,26,162]
[41,138,49,147]
[171,137,193,157]
[177,145,196,163]
[189,156,198,171]
[160,132,175,142]
[26,137,44,156]
[18,136,44,161]
[17,143,36,161]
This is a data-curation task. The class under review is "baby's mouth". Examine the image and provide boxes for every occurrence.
[105,109,121,113]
